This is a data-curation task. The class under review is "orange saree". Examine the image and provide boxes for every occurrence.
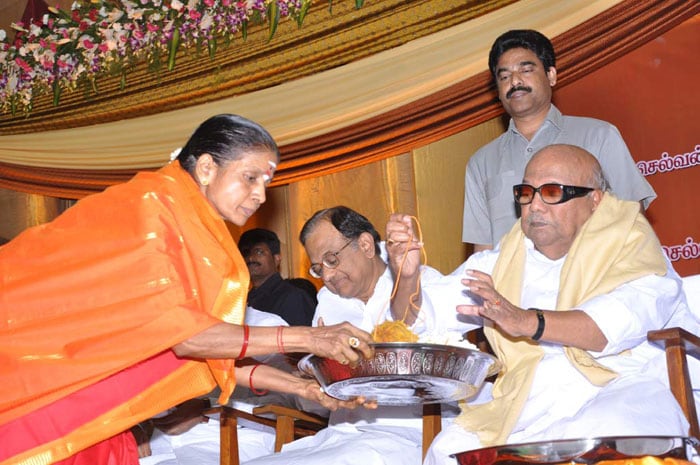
[0,161,249,464]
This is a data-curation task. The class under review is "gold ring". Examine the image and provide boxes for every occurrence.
[348,336,361,348]
[386,238,395,245]
[340,359,349,365]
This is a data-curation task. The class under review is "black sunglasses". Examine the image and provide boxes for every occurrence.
[513,183,595,205]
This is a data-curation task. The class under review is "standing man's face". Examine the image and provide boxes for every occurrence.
[243,243,279,286]
[495,47,557,120]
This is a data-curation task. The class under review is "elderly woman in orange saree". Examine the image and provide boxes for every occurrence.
[0,114,373,465]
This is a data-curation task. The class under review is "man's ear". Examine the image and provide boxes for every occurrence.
[590,189,604,211]
[547,66,557,87]
[358,232,376,257]
[273,253,282,268]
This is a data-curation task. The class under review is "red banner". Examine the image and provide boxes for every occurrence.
[555,15,699,277]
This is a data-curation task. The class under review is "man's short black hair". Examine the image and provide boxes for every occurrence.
[488,29,556,78]
[238,228,281,255]
[299,205,381,256]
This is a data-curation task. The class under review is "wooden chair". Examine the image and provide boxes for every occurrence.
[206,404,328,465]
[211,402,444,464]
[647,327,700,444]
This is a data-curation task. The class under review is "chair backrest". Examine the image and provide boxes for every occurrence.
[683,274,700,314]
[647,274,700,450]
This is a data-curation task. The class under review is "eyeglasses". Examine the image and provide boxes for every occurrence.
[513,183,594,205]
[309,239,354,279]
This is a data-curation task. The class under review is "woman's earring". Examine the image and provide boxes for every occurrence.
[200,179,209,186]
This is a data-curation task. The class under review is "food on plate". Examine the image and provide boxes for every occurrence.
[371,320,419,343]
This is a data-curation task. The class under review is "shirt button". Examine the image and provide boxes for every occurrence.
[527,147,533,153]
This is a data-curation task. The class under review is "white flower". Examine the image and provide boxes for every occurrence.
[29,23,43,36]
[200,12,214,31]
[170,147,182,161]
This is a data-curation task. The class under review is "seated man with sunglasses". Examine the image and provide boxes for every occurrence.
[386,144,700,464]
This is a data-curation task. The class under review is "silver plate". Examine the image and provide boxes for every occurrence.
[298,342,501,405]
[453,436,693,464]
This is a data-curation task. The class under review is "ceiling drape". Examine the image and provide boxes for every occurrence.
[0,0,696,199]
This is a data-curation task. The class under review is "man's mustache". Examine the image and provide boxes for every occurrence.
[246,260,261,267]
[524,213,548,227]
[506,85,532,99]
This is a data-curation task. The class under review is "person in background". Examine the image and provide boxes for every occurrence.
[387,144,699,464]
[238,228,317,326]
[244,205,451,465]
[0,114,373,465]
[463,29,655,253]
[287,278,319,308]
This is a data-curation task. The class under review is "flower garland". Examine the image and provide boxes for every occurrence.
[0,0,364,116]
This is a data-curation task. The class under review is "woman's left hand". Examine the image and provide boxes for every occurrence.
[298,378,377,411]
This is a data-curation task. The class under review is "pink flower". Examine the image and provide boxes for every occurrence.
[41,57,54,70]
[15,57,32,73]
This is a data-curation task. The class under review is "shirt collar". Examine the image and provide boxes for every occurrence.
[507,104,563,136]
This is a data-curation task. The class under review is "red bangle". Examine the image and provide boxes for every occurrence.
[237,324,249,360]
[249,364,269,396]
[276,325,286,354]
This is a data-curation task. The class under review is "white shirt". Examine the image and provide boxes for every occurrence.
[313,245,451,427]
[425,238,700,439]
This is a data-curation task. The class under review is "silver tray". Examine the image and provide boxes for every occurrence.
[452,436,694,465]
[298,342,501,405]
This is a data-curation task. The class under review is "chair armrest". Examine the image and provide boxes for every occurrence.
[648,326,700,444]
[204,406,277,429]
[648,327,700,360]
[252,404,327,427]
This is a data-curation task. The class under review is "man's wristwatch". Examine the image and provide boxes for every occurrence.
[530,308,545,341]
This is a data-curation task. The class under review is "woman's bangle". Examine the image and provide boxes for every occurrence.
[237,324,249,360]
[276,325,286,354]
[249,364,269,396]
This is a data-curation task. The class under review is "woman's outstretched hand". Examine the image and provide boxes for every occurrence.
[298,378,377,411]
[308,322,374,365]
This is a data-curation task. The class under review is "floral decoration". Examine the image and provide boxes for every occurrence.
[0,0,365,116]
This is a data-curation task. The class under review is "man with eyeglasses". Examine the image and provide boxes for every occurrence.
[238,228,317,326]
[244,206,448,465]
[462,29,655,254]
[387,144,699,464]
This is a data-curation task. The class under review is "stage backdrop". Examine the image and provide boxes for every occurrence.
[555,14,699,277]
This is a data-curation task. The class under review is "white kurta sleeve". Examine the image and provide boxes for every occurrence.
[579,266,684,356]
